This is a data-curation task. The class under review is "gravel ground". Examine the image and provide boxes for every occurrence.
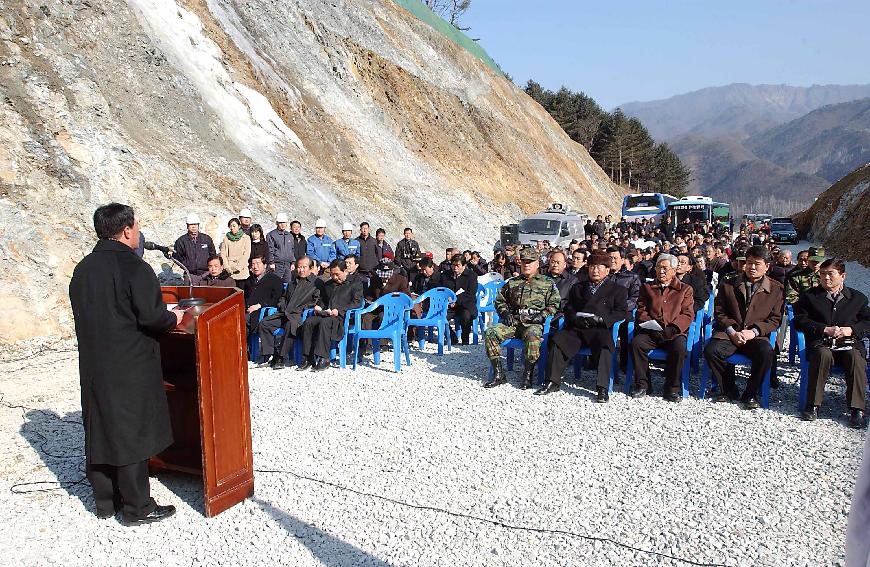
[0,331,864,566]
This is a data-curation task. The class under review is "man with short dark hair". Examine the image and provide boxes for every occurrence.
[267,213,295,282]
[334,223,361,261]
[357,222,378,274]
[243,255,283,338]
[257,256,322,369]
[374,228,393,262]
[442,254,478,345]
[795,258,870,427]
[69,203,183,525]
[704,245,783,409]
[174,213,216,280]
[297,259,363,371]
[786,246,824,304]
[395,227,420,274]
[201,254,236,288]
[547,249,577,309]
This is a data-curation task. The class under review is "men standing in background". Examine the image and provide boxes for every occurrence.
[174,213,215,282]
[70,203,183,525]
[267,213,295,282]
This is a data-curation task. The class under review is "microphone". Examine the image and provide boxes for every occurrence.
[144,241,205,307]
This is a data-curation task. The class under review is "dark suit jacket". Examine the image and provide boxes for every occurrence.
[680,269,710,313]
[794,286,870,356]
[275,274,321,334]
[712,273,783,340]
[553,279,627,353]
[442,267,478,316]
[243,271,283,309]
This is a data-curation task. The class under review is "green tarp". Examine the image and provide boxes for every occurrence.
[389,0,503,75]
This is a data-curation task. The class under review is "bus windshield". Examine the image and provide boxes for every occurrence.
[625,195,663,209]
[518,218,560,235]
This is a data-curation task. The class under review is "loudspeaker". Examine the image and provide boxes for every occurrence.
[500,224,519,246]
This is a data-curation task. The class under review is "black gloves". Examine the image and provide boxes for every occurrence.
[589,315,605,328]
[518,308,545,324]
[498,312,515,327]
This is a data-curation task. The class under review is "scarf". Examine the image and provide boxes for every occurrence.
[226,231,243,242]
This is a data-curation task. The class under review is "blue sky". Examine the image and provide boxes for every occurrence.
[461,0,869,109]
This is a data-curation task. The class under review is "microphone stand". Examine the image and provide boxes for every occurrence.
[165,252,206,307]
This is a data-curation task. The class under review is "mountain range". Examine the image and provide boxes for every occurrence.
[621,84,870,215]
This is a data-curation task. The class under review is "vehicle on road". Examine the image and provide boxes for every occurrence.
[517,204,588,248]
[621,192,677,223]
[667,196,731,225]
[770,218,799,244]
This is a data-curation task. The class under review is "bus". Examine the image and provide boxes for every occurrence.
[666,196,731,225]
[621,193,677,222]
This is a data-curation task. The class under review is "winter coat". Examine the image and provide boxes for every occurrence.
[69,239,177,465]
[334,238,361,261]
[395,238,420,271]
[794,286,870,356]
[712,274,783,340]
[441,267,479,317]
[374,240,394,263]
[173,232,216,276]
[250,239,270,265]
[357,235,379,273]
[635,279,695,337]
[609,268,642,312]
[243,272,284,309]
[220,233,251,280]
[201,270,237,288]
[266,229,295,267]
[553,278,627,354]
[307,234,337,264]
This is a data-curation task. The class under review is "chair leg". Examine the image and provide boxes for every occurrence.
[339,340,346,369]
[393,332,401,373]
[681,359,690,399]
[403,333,411,367]
[373,339,381,365]
[798,359,809,412]
[436,322,444,356]
[506,348,515,371]
[609,351,616,393]
[761,370,771,409]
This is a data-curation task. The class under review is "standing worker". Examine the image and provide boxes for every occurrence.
[69,203,184,525]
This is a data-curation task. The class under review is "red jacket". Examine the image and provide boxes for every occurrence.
[636,278,695,336]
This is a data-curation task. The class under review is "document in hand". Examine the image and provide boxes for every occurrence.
[575,312,595,318]
[456,288,465,295]
[639,320,664,332]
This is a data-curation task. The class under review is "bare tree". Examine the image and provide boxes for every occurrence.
[422,0,471,31]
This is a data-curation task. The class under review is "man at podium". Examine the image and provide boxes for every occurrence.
[69,203,184,525]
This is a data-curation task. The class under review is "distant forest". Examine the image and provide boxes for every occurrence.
[524,81,691,197]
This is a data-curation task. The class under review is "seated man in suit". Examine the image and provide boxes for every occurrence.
[442,254,479,345]
[629,254,695,402]
[536,252,627,401]
[257,256,322,370]
[704,245,783,409]
[297,259,364,371]
[243,255,283,338]
[795,258,870,428]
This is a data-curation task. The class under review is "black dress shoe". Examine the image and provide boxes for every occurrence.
[534,382,560,396]
[311,358,330,372]
[120,504,176,526]
[770,373,780,389]
[743,397,760,410]
[96,510,115,519]
[629,388,647,399]
[849,409,866,429]
[595,387,609,403]
[296,357,314,371]
[664,392,682,403]
[271,357,285,370]
[800,406,818,421]
[710,394,731,403]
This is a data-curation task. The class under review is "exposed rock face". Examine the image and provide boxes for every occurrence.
[792,163,870,266]
[0,0,621,342]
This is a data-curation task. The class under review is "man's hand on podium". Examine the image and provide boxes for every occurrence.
[171,309,185,326]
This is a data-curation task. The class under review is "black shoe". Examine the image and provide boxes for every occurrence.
[849,409,866,429]
[484,360,507,388]
[312,358,330,372]
[710,394,731,403]
[119,504,176,526]
[770,373,780,389]
[630,388,647,399]
[296,357,314,371]
[520,362,535,390]
[800,406,818,421]
[595,387,609,403]
[271,357,285,370]
[96,509,115,519]
[534,381,560,396]
[664,392,682,403]
[743,397,760,410]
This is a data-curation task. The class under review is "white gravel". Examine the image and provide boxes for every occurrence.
[0,329,864,566]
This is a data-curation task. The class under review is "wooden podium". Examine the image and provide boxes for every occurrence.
[151,285,254,517]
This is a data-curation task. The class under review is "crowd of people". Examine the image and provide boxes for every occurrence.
[160,208,869,428]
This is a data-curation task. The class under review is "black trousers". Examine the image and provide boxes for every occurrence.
[807,346,868,410]
[86,459,155,519]
[300,316,342,360]
[546,335,613,388]
[704,337,774,400]
[258,316,296,358]
[448,306,475,342]
[630,332,688,395]
[246,311,262,337]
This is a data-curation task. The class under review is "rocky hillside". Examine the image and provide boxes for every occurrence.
[793,163,870,266]
[0,0,622,343]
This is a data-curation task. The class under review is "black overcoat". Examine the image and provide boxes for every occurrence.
[69,239,177,465]
[551,279,628,354]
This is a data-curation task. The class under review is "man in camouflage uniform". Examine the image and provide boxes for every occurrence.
[483,247,561,390]
[785,246,824,305]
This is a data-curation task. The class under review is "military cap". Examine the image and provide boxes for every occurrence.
[808,246,827,262]
[518,246,539,262]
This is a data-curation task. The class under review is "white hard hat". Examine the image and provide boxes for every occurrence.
[186,213,201,225]
[276,213,289,223]
[239,208,252,218]
[315,218,327,228]
[342,222,353,232]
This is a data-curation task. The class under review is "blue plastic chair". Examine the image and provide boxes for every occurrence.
[270,308,312,366]
[787,304,800,364]
[474,280,506,345]
[566,318,626,393]
[297,301,363,368]
[794,328,870,412]
[352,293,413,372]
[624,310,703,399]
[699,326,779,408]
[407,287,457,355]
[691,292,715,372]
[489,315,556,384]
[248,306,278,362]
